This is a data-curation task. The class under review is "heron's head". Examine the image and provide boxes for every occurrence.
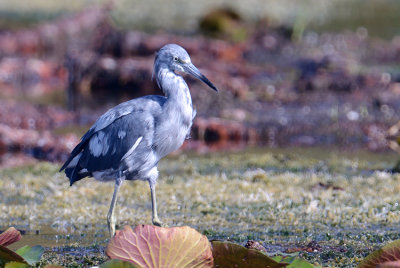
[155,44,218,92]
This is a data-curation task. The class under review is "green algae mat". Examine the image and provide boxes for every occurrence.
[0,148,399,267]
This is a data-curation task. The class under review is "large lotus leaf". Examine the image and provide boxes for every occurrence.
[15,245,44,265]
[4,262,29,268]
[106,225,213,268]
[100,259,142,268]
[272,255,317,268]
[211,241,287,268]
[358,240,400,268]
[378,260,400,268]
[0,245,27,264]
[0,228,21,247]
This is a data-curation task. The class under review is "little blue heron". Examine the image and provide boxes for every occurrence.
[60,44,218,237]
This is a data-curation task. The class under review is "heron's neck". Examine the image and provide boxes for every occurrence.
[157,68,192,106]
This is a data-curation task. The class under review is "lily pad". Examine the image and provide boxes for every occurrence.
[272,255,317,268]
[377,260,400,268]
[358,240,400,268]
[15,245,44,265]
[211,241,287,268]
[0,245,27,264]
[106,225,213,268]
[4,262,29,268]
[0,228,21,247]
[100,259,141,268]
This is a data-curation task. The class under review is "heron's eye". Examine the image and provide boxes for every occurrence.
[172,56,178,62]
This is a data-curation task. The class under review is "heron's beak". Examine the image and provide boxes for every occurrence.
[184,63,218,92]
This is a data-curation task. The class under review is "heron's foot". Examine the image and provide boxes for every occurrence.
[107,215,116,238]
[108,224,116,238]
[152,217,166,227]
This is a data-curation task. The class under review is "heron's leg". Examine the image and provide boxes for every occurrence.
[149,180,163,226]
[107,177,124,237]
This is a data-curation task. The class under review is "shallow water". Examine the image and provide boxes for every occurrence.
[1,147,400,266]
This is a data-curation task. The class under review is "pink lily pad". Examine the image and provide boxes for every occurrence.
[106,225,213,268]
[0,228,21,247]
[358,240,400,268]
[378,260,400,268]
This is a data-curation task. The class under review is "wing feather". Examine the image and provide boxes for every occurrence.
[60,96,166,184]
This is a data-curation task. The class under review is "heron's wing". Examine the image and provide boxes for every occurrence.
[64,113,152,186]
[82,99,140,141]
[59,100,136,171]
[60,95,165,171]
[78,112,153,172]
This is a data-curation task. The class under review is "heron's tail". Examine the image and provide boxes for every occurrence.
[65,166,88,186]
[60,151,88,186]
[60,138,90,186]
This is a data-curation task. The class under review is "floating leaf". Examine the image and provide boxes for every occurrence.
[0,229,43,266]
[272,255,317,268]
[0,245,27,264]
[0,228,22,247]
[100,259,141,268]
[15,245,44,265]
[4,262,29,268]
[358,240,400,268]
[378,260,400,268]
[211,241,287,268]
[106,225,213,268]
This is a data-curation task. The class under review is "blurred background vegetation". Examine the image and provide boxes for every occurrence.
[1,0,400,38]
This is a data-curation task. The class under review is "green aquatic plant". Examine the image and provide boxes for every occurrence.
[0,227,44,267]
[272,255,321,268]
[211,240,286,267]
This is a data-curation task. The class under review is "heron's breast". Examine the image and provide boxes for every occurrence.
[154,114,192,158]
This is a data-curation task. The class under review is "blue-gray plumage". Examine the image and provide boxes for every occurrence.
[60,44,218,237]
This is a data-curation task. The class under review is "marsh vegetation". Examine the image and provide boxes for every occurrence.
[1,148,399,266]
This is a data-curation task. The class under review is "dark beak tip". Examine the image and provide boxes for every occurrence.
[185,63,219,93]
[206,82,218,93]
